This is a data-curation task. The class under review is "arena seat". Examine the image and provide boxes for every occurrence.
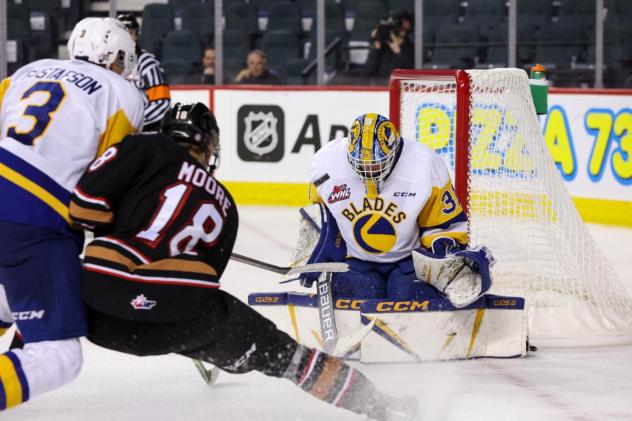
[161,30,202,64]
[182,2,214,44]
[225,2,259,35]
[349,0,387,41]
[139,3,175,56]
[267,1,303,34]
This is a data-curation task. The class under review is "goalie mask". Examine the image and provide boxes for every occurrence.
[161,102,220,172]
[67,17,137,79]
[347,113,401,196]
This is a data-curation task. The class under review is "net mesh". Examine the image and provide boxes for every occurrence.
[397,69,632,346]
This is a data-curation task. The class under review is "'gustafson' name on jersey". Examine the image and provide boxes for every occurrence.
[341,197,406,224]
[24,66,104,95]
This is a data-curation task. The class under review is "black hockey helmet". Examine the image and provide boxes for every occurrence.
[161,102,220,171]
[117,13,140,32]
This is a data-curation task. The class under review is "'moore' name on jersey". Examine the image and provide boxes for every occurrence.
[177,161,232,217]
[0,59,143,236]
[310,138,468,263]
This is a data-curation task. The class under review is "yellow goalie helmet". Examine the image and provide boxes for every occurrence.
[347,113,401,195]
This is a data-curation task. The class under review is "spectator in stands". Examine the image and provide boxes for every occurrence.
[184,46,216,85]
[235,50,283,85]
[118,13,171,131]
[364,11,414,84]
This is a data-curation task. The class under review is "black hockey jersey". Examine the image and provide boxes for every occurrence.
[70,133,238,322]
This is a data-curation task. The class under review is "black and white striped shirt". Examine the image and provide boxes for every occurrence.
[135,48,171,129]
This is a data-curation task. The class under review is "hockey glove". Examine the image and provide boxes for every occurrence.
[412,245,495,308]
[299,204,346,288]
[430,237,466,257]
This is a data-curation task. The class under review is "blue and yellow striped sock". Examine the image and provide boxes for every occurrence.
[0,351,30,410]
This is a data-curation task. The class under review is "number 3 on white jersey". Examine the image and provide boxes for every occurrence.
[6,81,67,145]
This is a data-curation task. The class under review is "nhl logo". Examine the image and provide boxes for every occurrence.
[244,111,278,156]
[238,105,284,162]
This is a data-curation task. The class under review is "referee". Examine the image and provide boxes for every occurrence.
[118,14,171,131]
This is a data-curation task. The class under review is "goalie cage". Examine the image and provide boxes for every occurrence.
[389,68,632,347]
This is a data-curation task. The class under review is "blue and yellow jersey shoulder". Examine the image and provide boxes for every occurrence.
[417,152,469,250]
[0,59,143,235]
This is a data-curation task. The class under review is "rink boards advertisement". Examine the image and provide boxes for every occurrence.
[171,86,632,226]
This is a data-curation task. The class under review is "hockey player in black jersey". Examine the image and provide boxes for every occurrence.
[69,102,419,421]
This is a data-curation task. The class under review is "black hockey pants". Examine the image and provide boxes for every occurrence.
[86,289,298,378]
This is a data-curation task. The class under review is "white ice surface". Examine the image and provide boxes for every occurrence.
[2,206,632,421]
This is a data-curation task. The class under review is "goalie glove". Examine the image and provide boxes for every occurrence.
[298,204,346,288]
[412,245,495,308]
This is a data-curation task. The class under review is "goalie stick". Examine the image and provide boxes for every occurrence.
[231,252,346,356]
[316,272,338,354]
[230,252,348,275]
[191,253,348,384]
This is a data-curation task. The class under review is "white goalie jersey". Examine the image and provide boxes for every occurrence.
[309,137,469,263]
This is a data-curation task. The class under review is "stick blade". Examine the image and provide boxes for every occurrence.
[192,359,221,385]
[286,262,349,276]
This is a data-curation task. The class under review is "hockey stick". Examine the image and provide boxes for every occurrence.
[190,254,347,384]
[332,317,376,358]
[230,252,348,276]
[230,252,346,356]
[316,272,338,355]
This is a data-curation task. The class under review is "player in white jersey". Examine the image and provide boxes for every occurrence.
[305,113,486,301]
[0,17,143,410]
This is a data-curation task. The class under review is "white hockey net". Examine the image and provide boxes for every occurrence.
[393,68,632,347]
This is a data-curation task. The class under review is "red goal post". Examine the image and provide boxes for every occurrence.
[389,69,471,215]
